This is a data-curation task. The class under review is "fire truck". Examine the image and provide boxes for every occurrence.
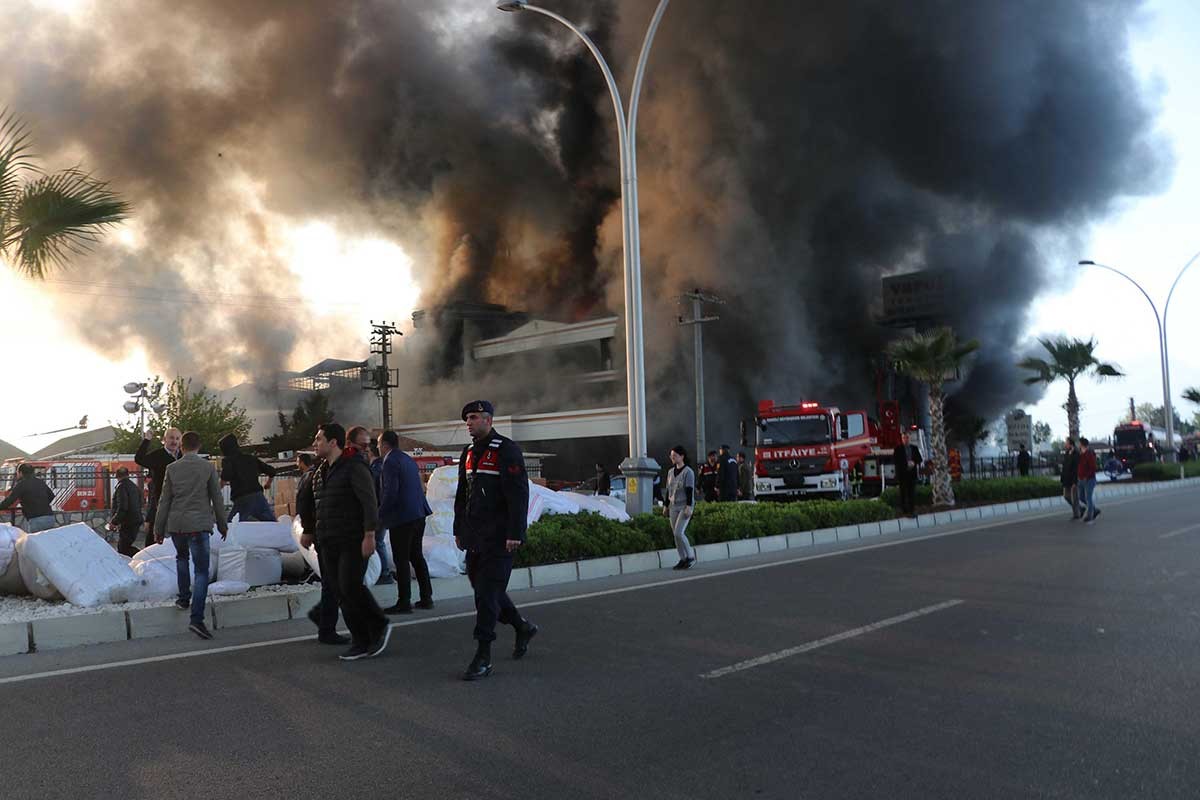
[751,401,878,499]
[0,456,145,514]
[1111,420,1164,468]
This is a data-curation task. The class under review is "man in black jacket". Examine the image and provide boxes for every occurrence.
[295,452,348,645]
[107,467,144,556]
[298,423,390,661]
[893,432,923,517]
[455,400,538,681]
[1017,444,1032,477]
[135,427,182,547]
[218,434,277,522]
[1060,438,1082,519]
[0,464,57,531]
[717,445,739,501]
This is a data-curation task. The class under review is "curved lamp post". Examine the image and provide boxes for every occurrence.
[498,0,669,514]
[1080,256,1200,459]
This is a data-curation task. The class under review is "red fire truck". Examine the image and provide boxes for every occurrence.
[750,397,922,500]
[0,456,146,514]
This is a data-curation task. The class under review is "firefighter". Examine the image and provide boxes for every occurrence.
[454,400,538,681]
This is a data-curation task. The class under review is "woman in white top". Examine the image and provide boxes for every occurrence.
[665,445,696,570]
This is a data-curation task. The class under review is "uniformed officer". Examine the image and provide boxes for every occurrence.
[454,400,539,681]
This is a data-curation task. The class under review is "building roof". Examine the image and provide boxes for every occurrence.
[299,358,366,377]
[473,316,619,359]
[30,426,119,459]
[0,439,29,461]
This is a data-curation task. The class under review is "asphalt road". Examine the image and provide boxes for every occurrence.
[2,486,1200,799]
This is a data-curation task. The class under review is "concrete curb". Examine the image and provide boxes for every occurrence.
[5,476,1197,655]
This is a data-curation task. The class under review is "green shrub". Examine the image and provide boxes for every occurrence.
[1131,462,1200,481]
[880,477,1060,509]
[628,512,674,549]
[516,512,654,567]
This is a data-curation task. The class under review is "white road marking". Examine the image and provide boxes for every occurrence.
[1159,523,1200,539]
[699,599,964,679]
[0,489,1188,686]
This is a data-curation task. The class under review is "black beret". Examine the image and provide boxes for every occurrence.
[461,400,495,420]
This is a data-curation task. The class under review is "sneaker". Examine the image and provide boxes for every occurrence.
[683,557,696,570]
[339,644,371,661]
[174,598,190,610]
[366,625,392,658]
[376,573,396,586]
[318,632,350,646]
[513,622,538,660]
[415,599,435,610]
[671,559,688,570]
[384,602,413,615]
[1093,509,1102,521]
[188,621,213,640]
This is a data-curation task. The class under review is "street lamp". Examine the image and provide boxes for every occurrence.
[123,380,166,434]
[498,0,670,514]
[1079,259,1189,459]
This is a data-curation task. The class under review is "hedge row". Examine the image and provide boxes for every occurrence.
[879,477,1062,510]
[1132,461,1200,481]
[515,499,896,567]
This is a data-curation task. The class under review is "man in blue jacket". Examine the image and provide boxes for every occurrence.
[376,430,434,614]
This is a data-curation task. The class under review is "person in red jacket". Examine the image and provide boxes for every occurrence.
[1077,437,1101,523]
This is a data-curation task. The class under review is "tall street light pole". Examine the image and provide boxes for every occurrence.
[498,0,669,514]
[1161,250,1200,455]
[1079,260,1175,459]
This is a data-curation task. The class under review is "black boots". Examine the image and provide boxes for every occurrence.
[513,620,539,660]
[463,643,493,681]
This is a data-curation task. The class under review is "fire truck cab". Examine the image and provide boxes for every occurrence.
[752,401,874,500]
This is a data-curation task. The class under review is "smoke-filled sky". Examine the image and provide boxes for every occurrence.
[1,0,1196,455]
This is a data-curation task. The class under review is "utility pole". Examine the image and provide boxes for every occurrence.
[678,289,722,463]
[1129,397,1136,422]
[365,321,401,430]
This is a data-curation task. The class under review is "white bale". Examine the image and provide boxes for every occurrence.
[15,533,63,601]
[126,557,178,602]
[528,481,579,524]
[208,580,250,596]
[0,523,19,577]
[425,465,459,501]
[288,515,382,586]
[217,547,283,587]
[0,525,28,596]
[567,493,631,522]
[20,523,139,607]
[134,534,220,581]
[225,516,298,553]
[424,532,464,578]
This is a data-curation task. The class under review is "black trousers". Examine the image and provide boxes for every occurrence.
[116,525,141,557]
[389,517,433,606]
[898,476,917,515]
[466,550,521,643]
[313,545,340,635]
[322,537,388,647]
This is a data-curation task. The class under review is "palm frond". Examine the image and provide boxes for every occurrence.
[0,107,40,246]
[886,327,978,384]
[1092,362,1123,380]
[0,167,129,278]
[1183,387,1200,405]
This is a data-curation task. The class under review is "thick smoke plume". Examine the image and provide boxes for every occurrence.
[0,0,1169,454]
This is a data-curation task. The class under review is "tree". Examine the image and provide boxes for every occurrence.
[266,392,336,453]
[112,377,252,453]
[0,108,129,278]
[1017,337,1123,441]
[1033,421,1052,447]
[1119,402,1195,435]
[887,327,980,508]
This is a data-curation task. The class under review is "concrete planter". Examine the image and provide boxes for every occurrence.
[812,528,837,545]
[212,595,291,629]
[577,556,621,581]
[32,612,127,651]
[835,525,860,542]
[530,562,579,587]
[859,522,882,537]
[787,531,814,548]
[694,542,730,562]
[620,551,659,574]
[0,621,29,656]
[727,539,760,558]
[758,534,789,553]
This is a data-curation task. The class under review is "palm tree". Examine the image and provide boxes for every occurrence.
[1017,337,1122,441]
[887,327,980,507]
[1183,387,1200,406]
[0,108,129,278]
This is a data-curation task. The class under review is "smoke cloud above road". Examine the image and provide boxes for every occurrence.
[0,0,1170,445]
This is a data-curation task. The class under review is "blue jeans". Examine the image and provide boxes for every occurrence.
[1081,478,1098,519]
[231,492,276,522]
[375,529,392,576]
[172,533,211,625]
[25,515,58,532]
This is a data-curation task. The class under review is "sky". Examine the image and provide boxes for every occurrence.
[1,0,1198,455]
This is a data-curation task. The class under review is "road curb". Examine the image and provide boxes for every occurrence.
[4,476,1197,655]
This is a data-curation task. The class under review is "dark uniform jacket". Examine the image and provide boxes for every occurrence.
[698,462,719,502]
[892,445,923,480]
[454,431,529,553]
[305,451,378,545]
[0,476,55,519]
[109,478,143,530]
[135,439,181,510]
[717,454,739,500]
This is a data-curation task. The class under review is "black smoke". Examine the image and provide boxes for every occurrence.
[0,0,1170,452]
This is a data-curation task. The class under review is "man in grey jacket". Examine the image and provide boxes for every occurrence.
[154,431,228,639]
